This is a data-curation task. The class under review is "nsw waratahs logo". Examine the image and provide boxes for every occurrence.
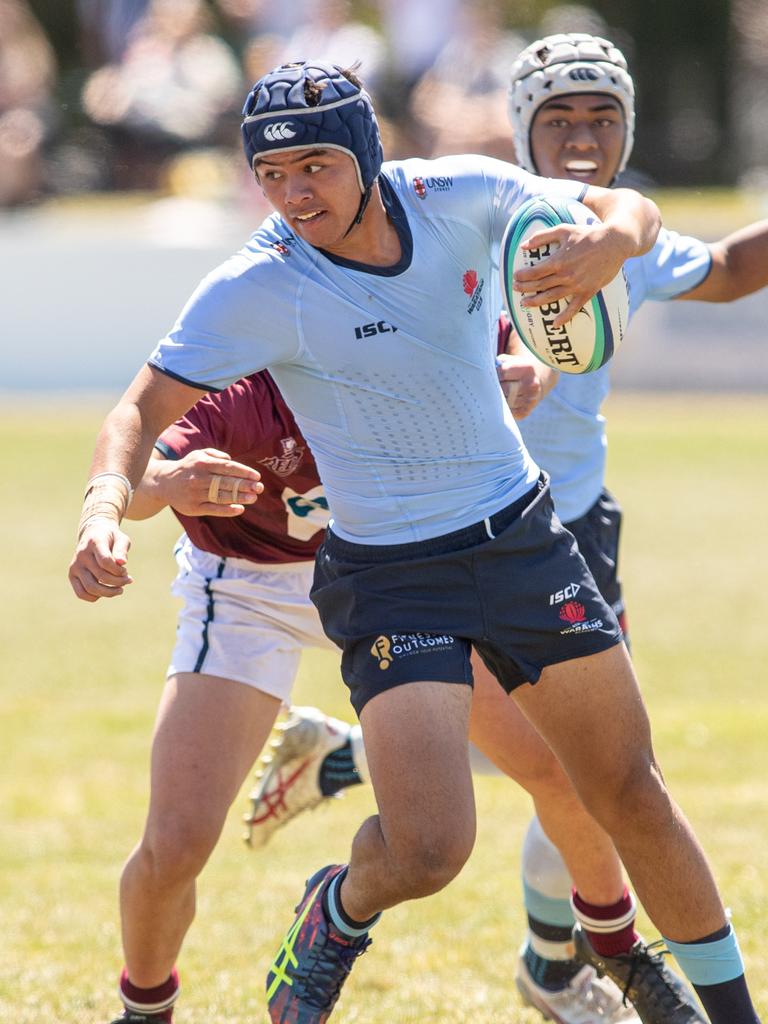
[559,600,586,625]
[413,176,427,199]
[557,600,603,635]
[463,269,485,313]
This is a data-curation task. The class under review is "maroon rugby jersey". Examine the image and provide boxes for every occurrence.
[156,373,326,564]
[497,312,511,356]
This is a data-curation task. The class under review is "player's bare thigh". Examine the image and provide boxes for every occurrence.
[360,680,476,865]
[469,650,569,789]
[511,642,654,802]
[146,672,281,835]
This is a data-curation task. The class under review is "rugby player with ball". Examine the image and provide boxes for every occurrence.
[249,35,768,1024]
[67,59,761,1024]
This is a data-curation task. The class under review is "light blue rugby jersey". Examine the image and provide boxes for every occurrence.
[149,154,584,543]
[517,228,712,524]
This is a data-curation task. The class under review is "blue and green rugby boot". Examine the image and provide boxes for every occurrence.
[267,864,372,1023]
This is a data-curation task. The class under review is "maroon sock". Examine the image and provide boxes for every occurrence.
[120,966,180,1021]
[572,886,639,957]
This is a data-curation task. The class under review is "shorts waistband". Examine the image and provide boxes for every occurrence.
[176,535,316,575]
[324,473,548,563]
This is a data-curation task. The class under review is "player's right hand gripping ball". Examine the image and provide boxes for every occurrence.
[500,195,629,374]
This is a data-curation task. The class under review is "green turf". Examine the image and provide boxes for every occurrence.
[1,393,766,1021]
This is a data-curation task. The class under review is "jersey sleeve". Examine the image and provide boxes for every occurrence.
[156,389,237,461]
[156,375,267,462]
[148,237,302,392]
[484,157,587,247]
[625,227,712,310]
[393,155,585,253]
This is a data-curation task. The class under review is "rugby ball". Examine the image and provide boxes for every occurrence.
[499,196,629,374]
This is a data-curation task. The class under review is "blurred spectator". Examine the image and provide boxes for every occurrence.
[241,32,285,86]
[81,0,242,190]
[376,0,460,87]
[409,0,524,160]
[214,0,311,43]
[374,0,460,143]
[77,0,150,65]
[0,0,57,205]
[278,0,385,94]
[539,3,608,38]
[731,0,768,187]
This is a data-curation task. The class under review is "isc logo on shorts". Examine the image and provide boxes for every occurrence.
[549,582,581,605]
[370,632,455,670]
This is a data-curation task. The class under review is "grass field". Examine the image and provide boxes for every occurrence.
[1,392,767,1022]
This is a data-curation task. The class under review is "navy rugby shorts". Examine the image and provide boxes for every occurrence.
[310,474,623,715]
[565,488,628,645]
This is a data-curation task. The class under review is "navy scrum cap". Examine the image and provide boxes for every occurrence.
[241,61,383,193]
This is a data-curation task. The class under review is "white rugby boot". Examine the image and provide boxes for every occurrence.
[516,943,642,1023]
[243,706,354,848]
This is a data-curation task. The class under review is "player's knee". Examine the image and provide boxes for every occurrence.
[137,816,220,884]
[525,745,572,796]
[581,752,668,833]
[390,828,475,899]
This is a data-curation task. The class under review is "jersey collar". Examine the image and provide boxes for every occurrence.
[317,171,413,277]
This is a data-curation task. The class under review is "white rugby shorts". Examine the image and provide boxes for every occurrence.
[167,535,336,701]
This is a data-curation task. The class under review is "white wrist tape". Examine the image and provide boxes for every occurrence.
[85,471,134,505]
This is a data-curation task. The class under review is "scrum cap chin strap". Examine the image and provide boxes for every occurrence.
[345,184,374,236]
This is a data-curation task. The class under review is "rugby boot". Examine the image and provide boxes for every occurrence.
[574,925,708,1023]
[266,864,372,1023]
[244,707,353,848]
[516,942,641,1021]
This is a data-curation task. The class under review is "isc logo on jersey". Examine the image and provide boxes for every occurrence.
[354,320,398,339]
[499,196,629,374]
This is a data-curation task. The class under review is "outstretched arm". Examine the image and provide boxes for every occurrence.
[126,447,262,521]
[68,364,204,602]
[514,185,660,325]
[678,219,768,302]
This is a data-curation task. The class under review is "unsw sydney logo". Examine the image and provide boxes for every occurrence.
[370,633,456,670]
[412,175,454,199]
[272,234,297,257]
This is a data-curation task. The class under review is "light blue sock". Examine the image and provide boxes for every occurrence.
[664,927,744,986]
[523,879,576,930]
